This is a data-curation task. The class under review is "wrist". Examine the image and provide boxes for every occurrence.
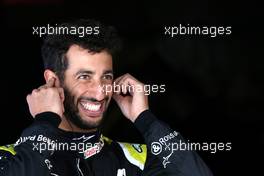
[131,107,149,122]
[35,111,62,127]
[134,109,157,134]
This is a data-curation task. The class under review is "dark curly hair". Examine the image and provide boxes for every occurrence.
[41,19,122,81]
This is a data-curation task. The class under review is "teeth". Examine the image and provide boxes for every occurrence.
[81,103,101,111]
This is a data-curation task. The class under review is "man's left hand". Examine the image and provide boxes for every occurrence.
[113,74,149,122]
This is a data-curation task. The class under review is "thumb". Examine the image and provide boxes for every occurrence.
[113,93,126,105]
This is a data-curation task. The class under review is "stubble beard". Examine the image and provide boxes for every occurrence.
[62,86,109,131]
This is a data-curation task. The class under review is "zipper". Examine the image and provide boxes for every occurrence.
[76,158,84,176]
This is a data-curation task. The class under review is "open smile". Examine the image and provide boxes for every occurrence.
[79,99,105,118]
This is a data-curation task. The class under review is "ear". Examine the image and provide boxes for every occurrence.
[44,69,61,87]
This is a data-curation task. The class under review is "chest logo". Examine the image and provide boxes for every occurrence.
[117,168,126,176]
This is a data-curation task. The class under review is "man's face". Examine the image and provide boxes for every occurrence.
[62,45,113,130]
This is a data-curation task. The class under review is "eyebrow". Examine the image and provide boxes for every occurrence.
[104,70,114,75]
[75,70,94,77]
[74,69,113,76]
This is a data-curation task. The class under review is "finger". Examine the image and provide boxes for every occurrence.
[115,75,128,85]
[118,75,138,87]
[32,88,40,94]
[57,88,65,102]
[37,85,48,90]
[113,75,124,85]
[119,83,127,95]
[114,75,131,95]
[46,78,55,88]
[113,92,124,104]
[114,74,141,95]
[119,78,137,96]
[54,77,61,88]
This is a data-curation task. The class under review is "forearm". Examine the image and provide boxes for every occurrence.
[135,110,213,176]
[0,112,61,176]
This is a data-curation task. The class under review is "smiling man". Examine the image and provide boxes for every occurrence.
[0,19,213,176]
[60,45,114,131]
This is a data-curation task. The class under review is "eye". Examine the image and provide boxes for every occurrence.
[103,74,113,80]
[77,74,91,80]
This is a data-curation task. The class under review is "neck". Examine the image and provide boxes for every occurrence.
[58,115,97,133]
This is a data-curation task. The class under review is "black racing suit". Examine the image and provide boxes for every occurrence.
[0,110,213,176]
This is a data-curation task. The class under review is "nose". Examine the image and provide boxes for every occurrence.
[87,79,108,101]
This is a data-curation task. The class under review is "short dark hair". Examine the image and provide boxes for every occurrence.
[41,19,121,81]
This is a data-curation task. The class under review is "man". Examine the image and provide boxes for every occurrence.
[0,19,213,176]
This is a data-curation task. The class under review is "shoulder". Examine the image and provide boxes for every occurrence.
[0,144,16,155]
[102,136,147,170]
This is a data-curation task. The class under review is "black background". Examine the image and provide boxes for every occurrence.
[0,0,263,175]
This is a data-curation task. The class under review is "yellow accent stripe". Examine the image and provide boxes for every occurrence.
[118,142,147,170]
[102,136,147,169]
[102,135,113,144]
[0,144,16,155]
[123,143,147,165]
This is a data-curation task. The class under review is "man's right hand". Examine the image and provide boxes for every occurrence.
[26,78,65,118]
